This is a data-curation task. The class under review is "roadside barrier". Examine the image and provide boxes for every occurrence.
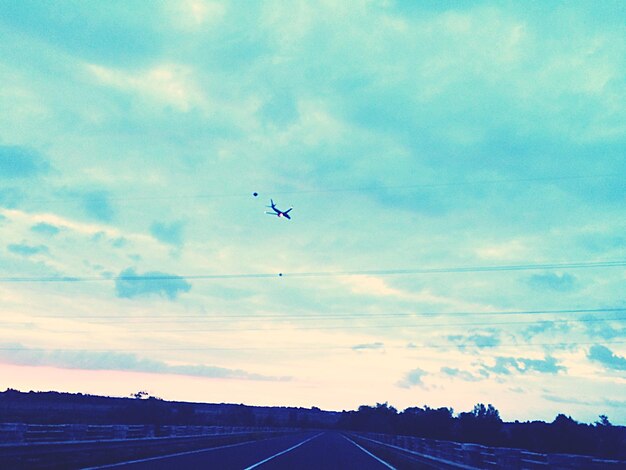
[348,432,626,469]
[0,424,299,469]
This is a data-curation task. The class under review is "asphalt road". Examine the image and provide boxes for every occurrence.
[90,431,396,469]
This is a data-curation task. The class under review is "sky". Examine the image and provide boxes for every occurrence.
[0,0,625,424]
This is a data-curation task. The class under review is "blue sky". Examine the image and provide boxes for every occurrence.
[0,0,624,423]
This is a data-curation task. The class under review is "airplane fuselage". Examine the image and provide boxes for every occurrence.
[266,200,292,219]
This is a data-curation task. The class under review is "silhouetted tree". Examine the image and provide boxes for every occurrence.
[456,403,503,446]
[596,414,611,427]
[397,406,454,440]
[594,414,625,459]
[546,414,595,455]
[338,402,398,433]
[2,389,625,460]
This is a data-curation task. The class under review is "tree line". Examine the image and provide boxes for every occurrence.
[1,389,623,459]
[337,402,625,459]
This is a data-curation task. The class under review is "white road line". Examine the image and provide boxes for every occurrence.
[353,435,476,470]
[243,432,324,469]
[83,439,260,469]
[342,435,396,470]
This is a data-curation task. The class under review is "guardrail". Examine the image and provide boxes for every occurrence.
[0,424,300,469]
[349,432,626,469]
[0,423,281,444]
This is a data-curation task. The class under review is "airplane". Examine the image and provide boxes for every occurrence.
[265,199,292,219]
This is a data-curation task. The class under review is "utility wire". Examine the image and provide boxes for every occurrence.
[20,316,626,334]
[271,174,622,195]
[18,307,624,322]
[1,260,625,283]
[0,340,624,352]
[15,173,621,204]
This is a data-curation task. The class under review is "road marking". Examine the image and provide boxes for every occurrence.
[243,432,324,469]
[352,434,476,469]
[342,435,396,469]
[84,439,266,469]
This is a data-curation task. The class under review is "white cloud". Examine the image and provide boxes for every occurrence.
[87,63,206,112]
[167,0,226,29]
[340,275,407,298]
[338,274,494,314]
[475,239,528,260]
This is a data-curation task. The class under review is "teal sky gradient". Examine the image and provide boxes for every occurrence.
[0,0,624,423]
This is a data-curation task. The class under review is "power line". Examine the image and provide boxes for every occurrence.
[23,316,626,333]
[0,340,624,352]
[19,307,624,322]
[15,173,621,204]
[271,174,622,195]
[2,260,625,283]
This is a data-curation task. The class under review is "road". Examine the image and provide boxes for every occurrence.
[89,431,396,469]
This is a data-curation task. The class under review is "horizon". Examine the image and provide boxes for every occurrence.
[3,386,621,427]
[1,1,625,426]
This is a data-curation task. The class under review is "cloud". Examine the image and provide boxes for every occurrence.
[0,2,163,66]
[482,355,566,376]
[87,63,205,111]
[587,345,626,371]
[579,233,626,254]
[0,188,23,207]
[475,239,527,260]
[150,220,185,246]
[397,368,428,389]
[0,145,49,179]
[84,192,114,222]
[0,343,288,381]
[440,366,483,382]
[603,399,626,409]
[352,342,384,351]
[111,237,128,248]
[166,0,226,30]
[543,395,592,406]
[91,231,105,242]
[467,333,501,348]
[259,91,299,126]
[115,267,191,300]
[521,321,572,341]
[30,222,60,236]
[527,272,577,292]
[583,317,626,340]
[341,275,407,298]
[448,331,501,349]
[7,243,49,257]
[543,395,626,410]
[517,356,566,374]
